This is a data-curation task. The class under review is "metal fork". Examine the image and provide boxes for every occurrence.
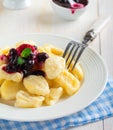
[63,16,111,70]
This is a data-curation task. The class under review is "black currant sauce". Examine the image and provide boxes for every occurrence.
[2,44,49,77]
[53,0,88,8]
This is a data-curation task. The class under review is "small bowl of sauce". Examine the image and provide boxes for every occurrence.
[51,0,89,20]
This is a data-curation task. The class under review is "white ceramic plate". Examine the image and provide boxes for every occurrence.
[0,34,108,122]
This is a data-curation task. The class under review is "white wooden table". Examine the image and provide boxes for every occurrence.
[0,0,113,129]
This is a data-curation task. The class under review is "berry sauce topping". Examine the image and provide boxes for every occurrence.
[32,70,46,77]
[16,44,37,55]
[2,43,49,77]
[37,52,49,62]
[0,54,8,61]
[0,55,4,61]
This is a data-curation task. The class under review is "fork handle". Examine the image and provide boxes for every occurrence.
[91,16,111,34]
[82,16,111,44]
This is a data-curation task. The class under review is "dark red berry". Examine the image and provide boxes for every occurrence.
[9,48,18,56]
[26,59,34,67]
[4,64,17,73]
[0,54,8,62]
[37,52,49,62]
[27,52,36,61]
[16,44,38,55]
[33,45,37,50]
[8,48,18,65]
[9,56,18,65]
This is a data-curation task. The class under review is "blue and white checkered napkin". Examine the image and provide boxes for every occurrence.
[0,78,113,130]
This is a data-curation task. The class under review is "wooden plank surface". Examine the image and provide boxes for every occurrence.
[68,121,103,130]
[98,0,113,130]
[0,0,112,129]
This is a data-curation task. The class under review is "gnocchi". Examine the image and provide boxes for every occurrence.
[1,80,24,100]
[45,87,63,105]
[15,90,45,108]
[23,75,50,96]
[0,41,84,108]
[0,65,23,82]
[44,55,65,79]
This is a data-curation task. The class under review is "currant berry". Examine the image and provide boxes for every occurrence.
[8,48,18,65]
[9,48,18,56]
[16,44,38,55]
[37,52,49,62]
[5,63,17,73]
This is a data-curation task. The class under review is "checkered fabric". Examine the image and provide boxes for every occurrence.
[0,78,113,130]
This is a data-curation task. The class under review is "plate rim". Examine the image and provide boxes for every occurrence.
[0,33,108,122]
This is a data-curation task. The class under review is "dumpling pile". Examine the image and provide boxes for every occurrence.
[0,42,83,108]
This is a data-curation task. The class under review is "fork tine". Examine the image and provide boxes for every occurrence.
[65,44,75,63]
[72,45,86,70]
[62,42,73,58]
[67,45,80,69]
[63,41,88,70]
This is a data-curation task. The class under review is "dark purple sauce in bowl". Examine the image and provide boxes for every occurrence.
[52,0,88,8]
[51,0,89,20]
